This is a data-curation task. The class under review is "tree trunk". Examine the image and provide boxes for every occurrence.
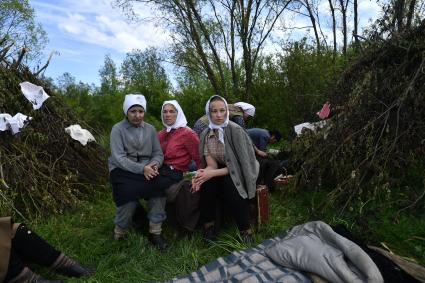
[393,0,406,31]
[339,0,347,56]
[305,0,321,52]
[405,0,416,29]
[185,5,222,95]
[353,0,359,52]
[230,2,239,97]
[328,0,337,58]
[238,0,253,100]
[186,0,227,95]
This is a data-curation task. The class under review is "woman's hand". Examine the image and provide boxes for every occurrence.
[144,164,159,180]
[191,169,214,192]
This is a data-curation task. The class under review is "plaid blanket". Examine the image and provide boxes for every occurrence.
[168,234,311,283]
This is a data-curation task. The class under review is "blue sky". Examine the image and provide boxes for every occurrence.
[30,0,170,86]
[30,0,380,87]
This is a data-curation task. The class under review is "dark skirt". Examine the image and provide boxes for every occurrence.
[110,167,181,207]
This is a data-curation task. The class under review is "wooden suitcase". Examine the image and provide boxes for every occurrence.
[255,185,269,226]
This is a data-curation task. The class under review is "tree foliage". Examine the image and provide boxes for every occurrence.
[291,22,425,217]
[115,0,292,101]
[56,48,169,134]
[0,0,47,63]
[99,54,120,95]
[251,43,344,136]
[120,47,172,119]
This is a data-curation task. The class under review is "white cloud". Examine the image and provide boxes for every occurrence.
[32,0,170,54]
[359,0,381,16]
[30,0,383,85]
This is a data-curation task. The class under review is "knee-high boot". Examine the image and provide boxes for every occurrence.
[50,253,93,278]
[7,267,63,283]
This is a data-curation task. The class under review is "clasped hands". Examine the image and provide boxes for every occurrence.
[191,168,213,192]
[144,163,159,180]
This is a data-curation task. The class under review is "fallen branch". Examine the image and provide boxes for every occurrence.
[11,47,28,69]
[35,50,58,76]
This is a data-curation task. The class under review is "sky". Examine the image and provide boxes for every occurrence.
[31,0,170,86]
[30,0,381,87]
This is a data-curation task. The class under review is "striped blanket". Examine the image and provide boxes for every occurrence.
[168,234,311,283]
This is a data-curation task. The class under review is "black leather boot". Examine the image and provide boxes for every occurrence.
[148,233,168,250]
[202,225,217,244]
[8,267,64,283]
[31,274,64,283]
[51,253,94,278]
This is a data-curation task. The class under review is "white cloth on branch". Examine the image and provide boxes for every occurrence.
[0,113,32,135]
[65,124,96,145]
[19,81,50,110]
[294,120,328,136]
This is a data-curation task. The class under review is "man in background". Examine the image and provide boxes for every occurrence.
[247,128,281,157]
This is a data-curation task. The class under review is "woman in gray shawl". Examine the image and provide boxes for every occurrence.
[192,95,259,243]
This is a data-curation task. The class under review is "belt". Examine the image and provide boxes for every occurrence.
[126,153,150,162]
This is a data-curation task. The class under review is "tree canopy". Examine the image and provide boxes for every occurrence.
[0,0,47,64]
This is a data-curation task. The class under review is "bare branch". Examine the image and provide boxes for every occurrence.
[35,50,58,76]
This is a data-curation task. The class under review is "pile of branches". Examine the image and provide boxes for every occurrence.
[0,64,108,219]
[291,21,425,216]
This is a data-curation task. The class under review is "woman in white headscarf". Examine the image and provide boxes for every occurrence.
[158,100,201,232]
[192,101,255,136]
[108,94,175,250]
[192,95,259,243]
[158,100,200,174]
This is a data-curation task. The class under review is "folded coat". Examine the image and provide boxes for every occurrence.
[265,221,384,283]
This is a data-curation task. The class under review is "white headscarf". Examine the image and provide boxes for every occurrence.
[123,94,147,116]
[161,100,188,132]
[234,102,255,117]
[205,95,229,144]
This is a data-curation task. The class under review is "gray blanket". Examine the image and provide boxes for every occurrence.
[168,235,311,283]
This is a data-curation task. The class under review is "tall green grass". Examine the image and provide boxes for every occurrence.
[31,186,425,282]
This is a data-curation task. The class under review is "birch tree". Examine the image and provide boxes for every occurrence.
[115,0,292,101]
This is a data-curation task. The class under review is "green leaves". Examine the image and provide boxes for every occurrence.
[0,0,48,62]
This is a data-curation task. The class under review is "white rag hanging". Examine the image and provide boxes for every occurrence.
[64,124,96,146]
[294,120,329,136]
[0,113,32,135]
[19,81,50,110]
[0,114,12,131]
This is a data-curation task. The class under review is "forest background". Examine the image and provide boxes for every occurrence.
[3,0,379,137]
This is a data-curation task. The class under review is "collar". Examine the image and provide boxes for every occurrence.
[124,118,145,129]
[207,129,216,138]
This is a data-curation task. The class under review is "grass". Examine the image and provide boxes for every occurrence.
[29,188,299,282]
[29,185,425,282]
